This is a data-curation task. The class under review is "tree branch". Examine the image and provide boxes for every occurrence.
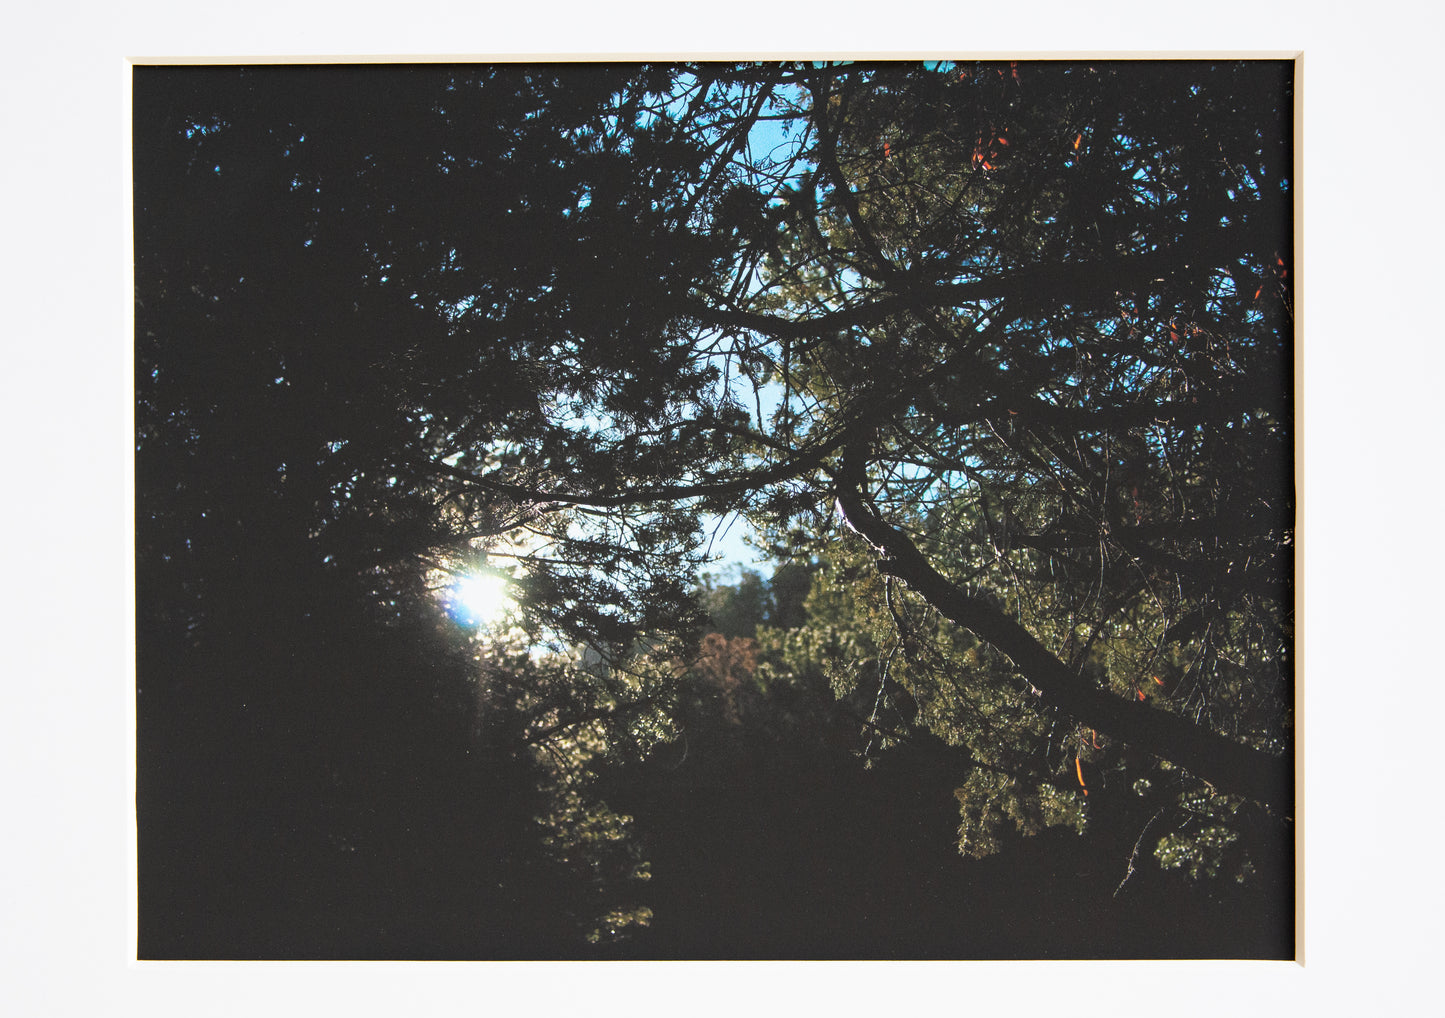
[832,462,1291,815]
[687,221,1269,342]
[430,431,847,511]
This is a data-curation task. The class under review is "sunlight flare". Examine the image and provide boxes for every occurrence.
[449,572,512,627]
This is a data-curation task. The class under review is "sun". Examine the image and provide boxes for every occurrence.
[449,572,512,627]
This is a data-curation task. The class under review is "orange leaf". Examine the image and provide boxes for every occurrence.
[1075,755,1088,792]
[1153,676,1164,686]
[1073,133,1082,150]
[1136,689,1146,701]
[883,141,891,159]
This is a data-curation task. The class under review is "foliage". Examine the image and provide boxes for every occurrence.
[469,639,682,943]
[718,61,1292,880]
[696,568,770,639]
[136,64,729,658]
[135,62,723,953]
[136,60,1294,955]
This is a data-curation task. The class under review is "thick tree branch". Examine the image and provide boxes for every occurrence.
[833,464,1291,815]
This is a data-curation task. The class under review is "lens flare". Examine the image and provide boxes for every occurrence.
[449,572,511,627]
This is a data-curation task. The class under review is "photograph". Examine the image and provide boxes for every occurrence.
[133,59,1295,960]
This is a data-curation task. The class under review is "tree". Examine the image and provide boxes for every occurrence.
[135,62,732,955]
[136,64,739,658]
[136,60,1293,952]
[704,60,1292,876]
[697,567,770,638]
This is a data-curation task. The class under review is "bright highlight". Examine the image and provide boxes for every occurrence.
[449,572,512,627]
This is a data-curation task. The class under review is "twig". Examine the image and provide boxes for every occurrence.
[1114,807,1168,898]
